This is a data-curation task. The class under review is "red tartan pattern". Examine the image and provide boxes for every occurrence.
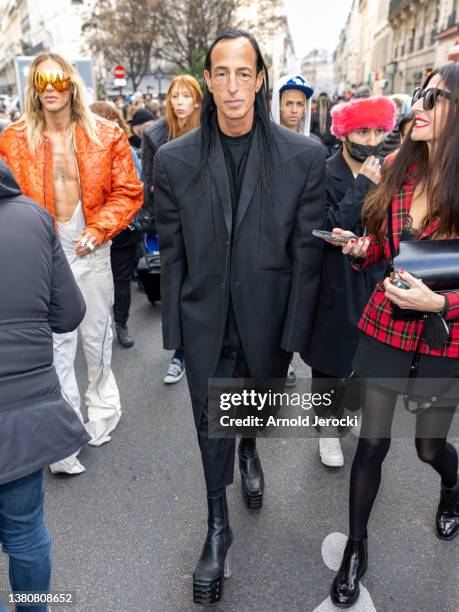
[354,166,459,358]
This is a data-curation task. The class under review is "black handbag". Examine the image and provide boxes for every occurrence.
[386,206,459,321]
[394,239,459,291]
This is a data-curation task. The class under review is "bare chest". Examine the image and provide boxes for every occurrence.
[49,137,81,222]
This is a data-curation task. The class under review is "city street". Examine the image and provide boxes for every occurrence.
[0,286,456,612]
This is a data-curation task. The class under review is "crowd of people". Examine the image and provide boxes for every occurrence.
[0,28,457,611]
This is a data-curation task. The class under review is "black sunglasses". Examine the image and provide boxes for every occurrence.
[411,87,455,110]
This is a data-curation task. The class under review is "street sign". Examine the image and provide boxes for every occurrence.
[113,64,126,79]
[114,78,127,87]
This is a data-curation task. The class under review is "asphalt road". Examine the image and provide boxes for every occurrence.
[1,285,457,611]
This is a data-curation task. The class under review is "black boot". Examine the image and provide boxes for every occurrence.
[116,323,134,348]
[331,537,368,608]
[193,491,232,606]
[436,477,459,540]
[238,438,264,510]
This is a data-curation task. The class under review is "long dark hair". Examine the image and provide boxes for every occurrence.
[200,30,276,184]
[364,63,459,242]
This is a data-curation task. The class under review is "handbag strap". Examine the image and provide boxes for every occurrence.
[404,328,459,414]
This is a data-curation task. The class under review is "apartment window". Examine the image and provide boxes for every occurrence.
[408,29,415,53]
[418,34,424,50]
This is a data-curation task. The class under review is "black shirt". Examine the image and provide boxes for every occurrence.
[218,126,254,352]
[219,128,253,229]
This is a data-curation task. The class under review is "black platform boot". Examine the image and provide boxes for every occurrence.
[115,323,134,348]
[238,438,264,510]
[436,477,459,540]
[331,536,368,608]
[193,491,233,606]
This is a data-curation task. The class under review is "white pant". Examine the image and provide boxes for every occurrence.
[53,244,121,448]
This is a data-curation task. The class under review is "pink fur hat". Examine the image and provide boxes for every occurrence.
[331,96,397,138]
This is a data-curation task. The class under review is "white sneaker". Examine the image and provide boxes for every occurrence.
[163,358,185,384]
[319,437,344,467]
[50,455,85,475]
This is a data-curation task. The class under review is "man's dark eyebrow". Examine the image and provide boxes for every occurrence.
[212,65,254,72]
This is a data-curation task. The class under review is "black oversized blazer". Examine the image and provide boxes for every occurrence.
[153,120,326,424]
[303,149,384,377]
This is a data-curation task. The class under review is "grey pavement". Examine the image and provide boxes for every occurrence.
[1,285,458,612]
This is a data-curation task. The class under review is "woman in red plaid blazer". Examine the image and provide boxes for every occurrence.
[328,64,459,608]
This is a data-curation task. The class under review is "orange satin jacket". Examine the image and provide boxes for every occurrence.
[0,117,143,242]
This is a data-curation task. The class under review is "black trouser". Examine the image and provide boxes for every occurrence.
[197,347,252,492]
[349,384,458,539]
[110,243,138,326]
[173,347,184,362]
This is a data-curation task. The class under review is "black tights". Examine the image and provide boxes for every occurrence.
[350,385,458,539]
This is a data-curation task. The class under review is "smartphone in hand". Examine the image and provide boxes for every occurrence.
[312,229,358,244]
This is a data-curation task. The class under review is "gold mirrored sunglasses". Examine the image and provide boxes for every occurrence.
[34,70,71,93]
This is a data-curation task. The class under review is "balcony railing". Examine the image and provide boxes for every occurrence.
[389,0,410,17]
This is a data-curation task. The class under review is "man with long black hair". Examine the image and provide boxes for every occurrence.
[154,31,326,605]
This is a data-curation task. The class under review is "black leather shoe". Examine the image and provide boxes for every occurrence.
[331,537,368,608]
[238,438,264,510]
[116,324,134,348]
[436,477,459,540]
[193,492,232,606]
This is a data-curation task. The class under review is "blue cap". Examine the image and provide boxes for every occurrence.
[279,75,314,100]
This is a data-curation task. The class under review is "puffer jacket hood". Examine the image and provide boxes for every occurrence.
[0,159,21,199]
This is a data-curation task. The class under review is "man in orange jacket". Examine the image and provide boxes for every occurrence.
[0,53,143,474]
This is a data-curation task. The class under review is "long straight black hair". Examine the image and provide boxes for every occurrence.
[200,30,276,184]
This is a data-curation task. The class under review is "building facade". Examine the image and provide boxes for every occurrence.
[301,49,335,96]
[335,0,457,96]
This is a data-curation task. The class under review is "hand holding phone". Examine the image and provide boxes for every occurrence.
[313,228,371,258]
[312,229,358,244]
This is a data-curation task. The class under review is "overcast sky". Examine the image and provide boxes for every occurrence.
[284,0,354,58]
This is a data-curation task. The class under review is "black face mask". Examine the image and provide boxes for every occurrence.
[345,138,383,162]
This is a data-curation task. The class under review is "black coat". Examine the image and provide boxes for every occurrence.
[0,161,90,485]
[142,117,169,214]
[154,121,326,424]
[302,149,385,377]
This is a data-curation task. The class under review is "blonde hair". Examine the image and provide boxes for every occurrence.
[23,52,101,153]
[165,75,202,140]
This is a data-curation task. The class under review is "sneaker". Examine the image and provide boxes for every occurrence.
[163,357,185,384]
[319,437,344,467]
[285,364,297,387]
[50,455,85,475]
